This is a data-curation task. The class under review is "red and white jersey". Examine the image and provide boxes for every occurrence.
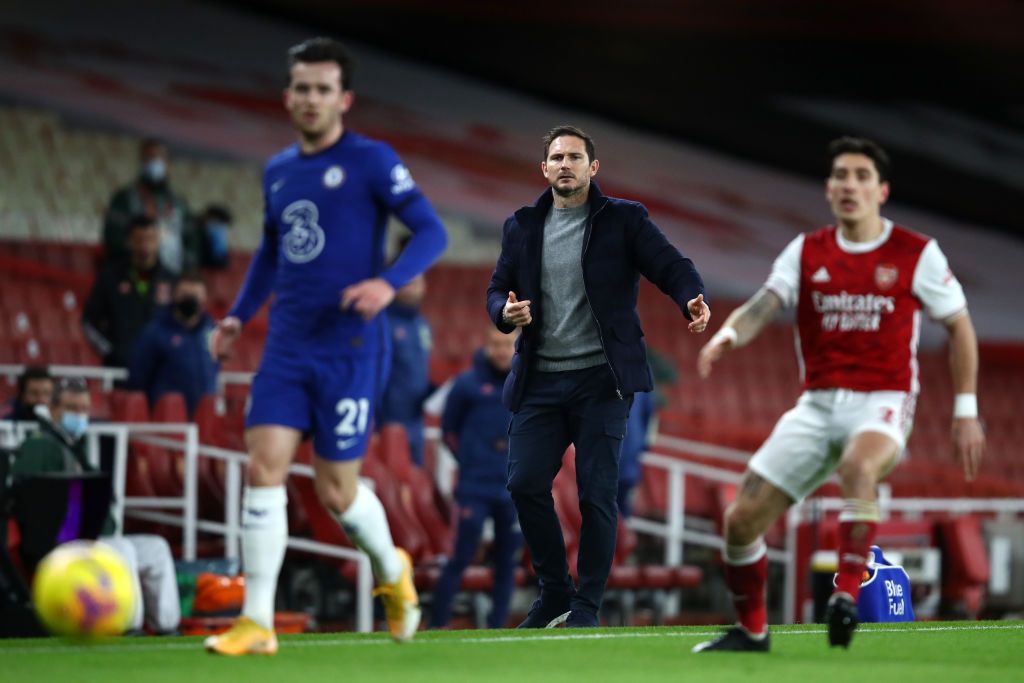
[765,219,966,393]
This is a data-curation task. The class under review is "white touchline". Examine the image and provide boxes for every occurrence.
[3,623,1022,656]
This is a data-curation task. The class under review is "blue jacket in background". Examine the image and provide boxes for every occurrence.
[128,308,219,416]
[486,181,706,411]
[620,390,655,485]
[442,349,512,502]
[379,303,432,465]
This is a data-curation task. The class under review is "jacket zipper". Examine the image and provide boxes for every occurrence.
[580,202,623,400]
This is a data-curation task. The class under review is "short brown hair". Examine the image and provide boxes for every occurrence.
[542,125,596,162]
[287,37,357,90]
[127,213,158,234]
[828,136,891,183]
[16,365,51,398]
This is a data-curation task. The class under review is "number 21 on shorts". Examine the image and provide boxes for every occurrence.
[336,398,370,450]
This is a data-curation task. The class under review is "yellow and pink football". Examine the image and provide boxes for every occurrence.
[31,541,136,638]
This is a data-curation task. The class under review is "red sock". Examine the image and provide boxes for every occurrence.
[834,519,877,600]
[724,553,768,635]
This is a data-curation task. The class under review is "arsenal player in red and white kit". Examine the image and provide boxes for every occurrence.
[693,137,986,653]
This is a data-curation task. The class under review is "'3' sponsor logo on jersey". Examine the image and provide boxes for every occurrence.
[281,199,326,264]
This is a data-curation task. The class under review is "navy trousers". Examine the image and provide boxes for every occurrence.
[506,365,632,616]
[429,496,522,628]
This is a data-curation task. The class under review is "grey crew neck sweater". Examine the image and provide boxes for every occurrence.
[535,203,606,372]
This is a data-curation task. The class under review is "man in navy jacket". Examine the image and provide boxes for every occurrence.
[486,125,710,628]
[430,327,522,629]
[129,272,219,416]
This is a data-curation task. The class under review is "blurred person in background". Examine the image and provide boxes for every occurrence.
[12,377,180,634]
[128,272,219,417]
[204,37,447,655]
[693,137,986,653]
[618,347,674,518]
[103,137,199,274]
[83,215,176,369]
[379,268,432,467]
[616,389,656,520]
[3,365,54,422]
[429,327,522,629]
[487,125,709,629]
[617,348,675,519]
[199,203,233,270]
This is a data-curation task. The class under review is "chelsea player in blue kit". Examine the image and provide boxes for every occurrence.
[205,38,447,655]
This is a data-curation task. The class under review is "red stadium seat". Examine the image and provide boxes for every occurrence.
[289,474,359,582]
[605,565,643,591]
[291,434,430,580]
[0,310,34,342]
[153,392,188,423]
[110,389,150,423]
[362,445,430,562]
[192,394,230,520]
[34,307,71,340]
[108,389,183,539]
[109,390,160,499]
[938,517,991,619]
[143,393,189,498]
[377,424,453,558]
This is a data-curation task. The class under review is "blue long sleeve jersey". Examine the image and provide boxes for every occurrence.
[229,131,448,357]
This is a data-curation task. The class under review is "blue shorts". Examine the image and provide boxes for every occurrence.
[246,351,388,461]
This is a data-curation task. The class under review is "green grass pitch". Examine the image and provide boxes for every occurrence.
[3,622,1022,683]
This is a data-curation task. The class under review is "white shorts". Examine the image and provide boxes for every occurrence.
[748,389,916,502]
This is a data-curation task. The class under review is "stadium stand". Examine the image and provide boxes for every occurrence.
[1,0,1022,630]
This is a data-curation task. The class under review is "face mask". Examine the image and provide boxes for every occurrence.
[175,295,201,319]
[142,158,167,183]
[207,224,229,259]
[60,412,89,439]
[33,403,52,421]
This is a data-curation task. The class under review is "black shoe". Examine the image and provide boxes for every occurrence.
[826,593,858,648]
[692,626,770,653]
[517,595,572,629]
[564,609,599,628]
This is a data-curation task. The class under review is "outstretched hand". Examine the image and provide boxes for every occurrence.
[952,417,985,481]
[687,294,710,333]
[208,316,241,361]
[340,278,396,321]
[697,327,735,379]
[502,291,532,327]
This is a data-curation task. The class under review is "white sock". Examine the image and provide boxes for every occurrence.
[725,538,767,566]
[241,486,288,629]
[336,482,402,584]
[839,498,881,522]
